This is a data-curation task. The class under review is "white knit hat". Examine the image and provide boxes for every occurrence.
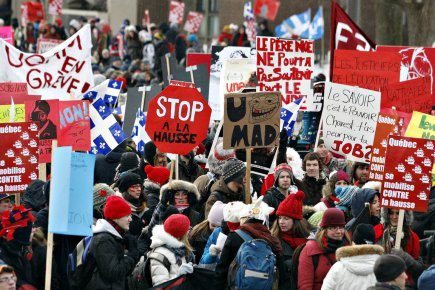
[223,201,245,223]
[208,201,225,225]
[239,196,274,226]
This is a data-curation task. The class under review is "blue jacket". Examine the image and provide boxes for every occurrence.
[199,227,222,268]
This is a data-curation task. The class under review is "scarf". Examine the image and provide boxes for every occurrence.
[322,236,345,253]
[240,223,282,255]
[123,192,146,214]
[323,153,332,166]
[165,245,194,266]
[107,219,126,237]
[280,231,307,249]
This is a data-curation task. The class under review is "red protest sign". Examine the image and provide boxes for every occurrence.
[145,83,211,155]
[0,122,39,193]
[169,1,185,24]
[184,12,204,33]
[333,50,401,91]
[0,83,28,94]
[254,0,280,21]
[382,108,412,137]
[382,136,434,212]
[186,53,211,75]
[381,77,431,113]
[58,101,91,151]
[0,94,40,105]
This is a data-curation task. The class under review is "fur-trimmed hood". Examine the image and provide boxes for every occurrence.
[160,179,200,205]
[336,244,384,275]
[362,181,382,191]
[381,207,413,226]
[336,244,384,260]
[150,224,185,249]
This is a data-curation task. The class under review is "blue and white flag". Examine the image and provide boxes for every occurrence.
[131,108,150,155]
[83,79,122,105]
[90,98,127,155]
[244,1,254,20]
[275,9,311,38]
[301,6,324,40]
[281,97,305,136]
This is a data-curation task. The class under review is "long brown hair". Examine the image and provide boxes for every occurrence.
[315,228,351,251]
[189,219,211,241]
[271,217,314,238]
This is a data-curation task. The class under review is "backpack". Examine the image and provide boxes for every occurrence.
[128,249,171,290]
[289,243,320,290]
[228,229,277,290]
[67,236,96,289]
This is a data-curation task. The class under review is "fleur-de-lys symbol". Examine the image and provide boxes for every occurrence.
[99,106,105,113]
[114,130,121,137]
[99,142,106,149]
[91,147,98,154]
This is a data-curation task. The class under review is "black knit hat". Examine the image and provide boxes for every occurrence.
[222,158,246,184]
[374,254,406,282]
[352,223,375,245]
[118,172,143,193]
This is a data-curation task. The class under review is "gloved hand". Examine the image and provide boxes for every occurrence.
[177,262,194,276]
[278,128,288,153]
[124,234,138,251]
[391,248,417,268]
[161,188,173,205]
[209,244,222,256]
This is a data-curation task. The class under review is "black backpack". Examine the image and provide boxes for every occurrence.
[67,236,96,289]
[289,243,319,290]
[128,249,171,289]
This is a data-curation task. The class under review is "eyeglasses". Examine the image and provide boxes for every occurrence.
[129,184,142,189]
[327,226,345,231]
[0,275,17,283]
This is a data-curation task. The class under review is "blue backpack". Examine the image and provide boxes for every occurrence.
[67,236,96,289]
[228,229,277,290]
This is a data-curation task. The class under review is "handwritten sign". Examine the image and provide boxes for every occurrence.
[0,122,39,193]
[36,38,63,54]
[382,136,433,212]
[256,37,314,108]
[220,58,256,103]
[405,111,435,140]
[333,50,401,91]
[224,91,281,149]
[322,82,380,162]
[0,82,28,94]
[0,93,40,105]
[0,104,25,123]
[58,101,91,151]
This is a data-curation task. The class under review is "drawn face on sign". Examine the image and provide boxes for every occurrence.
[248,94,280,124]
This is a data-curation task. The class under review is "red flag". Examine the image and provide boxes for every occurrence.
[253,0,280,21]
[330,1,376,79]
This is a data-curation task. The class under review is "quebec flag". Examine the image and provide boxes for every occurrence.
[82,79,122,105]
[131,108,150,155]
[281,97,305,136]
[275,9,311,38]
[301,6,324,40]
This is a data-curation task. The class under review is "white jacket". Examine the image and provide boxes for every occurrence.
[321,244,384,290]
[150,225,189,286]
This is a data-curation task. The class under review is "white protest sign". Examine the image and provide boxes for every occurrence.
[322,82,380,163]
[37,38,63,54]
[0,25,93,100]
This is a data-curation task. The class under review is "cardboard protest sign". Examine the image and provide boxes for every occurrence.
[184,12,204,33]
[145,83,211,155]
[0,82,28,94]
[0,104,25,123]
[209,46,256,120]
[368,113,399,181]
[333,50,401,91]
[186,53,211,74]
[381,77,431,113]
[405,111,435,140]
[381,136,433,212]
[0,26,13,45]
[322,82,381,162]
[58,101,91,151]
[37,38,63,54]
[224,91,281,149]
[0,122,39,193]
[0,25,93,100]
[169,0,185,24]
[256,37,314,109]
[49,147,95,236]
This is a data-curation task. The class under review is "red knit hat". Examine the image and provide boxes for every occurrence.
[276,190,304,220]
[319,208,346,228]
[104,196,131,220]
[145,165,170,186]
[115,76,127,90]
[163,214,190,239]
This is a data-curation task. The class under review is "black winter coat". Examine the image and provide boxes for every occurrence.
[0,240,35,288]
[296,176,326,206]
[31,243,60,290]
[412,191,435,239]
[278,239,294,290]
[367,283,402,290]
[94,147,127,185]
[263,187,286,225]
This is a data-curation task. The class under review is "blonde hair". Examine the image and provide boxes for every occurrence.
[315,228,351,251]
[180,233,194,258]
[189,219,211,241]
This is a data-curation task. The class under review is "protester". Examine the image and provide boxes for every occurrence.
[296,152,327,206]
[315,139,347,177]
[94,141,129,185]
[351,162,370,187]
[0,265,17,290]
[411,186,435,239]
[314,170,349,211]
[334,185,359,221]
[0,194,12,216]
[368,254,407,290]
[257,19,274,37]
[142,165,171,222]
[230,24,247,46]
[93,183,115,222]
[168,152,204,183]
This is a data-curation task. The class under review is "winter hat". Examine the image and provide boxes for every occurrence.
[69,19,80,30]
[118,172,143,193]
[239,196,274,225]
[222,158,246,184]
[160,180,200,206]
[336,170,349,183]
[308,210,324,227]
[145,165,170,186]
[208,201,225,226]
[208,139,235,176]
[0,194,10,202]
[319,208,346,228]
[119,152,140,174]
[187,34,198,43]
[125,25,137,33]
[0,205,36,246]
[104,195,131,220]
[159,205,179,222]
[335,185,359,209]
[144,141,157,164]
[373,254,406,282]
[418,264,435,290]
[93,74,107,86]
[93,183,115,211]
[352,223,375,245]
[274,163,293,187]
[164,214,190,239]
[276,191,304,220]
[223,201,245,223]
[21,179,46,211]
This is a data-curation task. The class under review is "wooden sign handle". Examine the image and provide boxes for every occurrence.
[394,209,405,249]
[245,149,251,204]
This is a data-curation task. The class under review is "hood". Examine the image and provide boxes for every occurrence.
[104,149,124,163]
[143,179,161,195]
[21,179,46,211]
[381,208,413,226]
[351,188,377,218]
[93,219,122,239]
[337,245,383,276]
[150,225,185,249]
[210,178,240,198]
[160,180,200,204]
[336,245,384,260]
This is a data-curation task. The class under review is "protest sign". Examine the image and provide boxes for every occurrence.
[297,111,321,145]
[0,82,28,94]
[223,91,281,149]
[368,113,399,181]
[186,53,211,74]
[333,50,401,91]
[0,25,93,100]
[58,100,91,151]
[184,12,204,33]
[405,111,435,140]
[0,104,25,123]
[0,122,39,193]
[381,135,433,212]
[37,38,63,54]
[145,83,211,155]
[381,77,431,113]
[382,108,411,137]
[306,81,325,112]
[209,46,256,120]
[48,146,95,236]
[256,37,314,108]
[169,0,185,24]
[322,82,381,162]
[253,0,280,21]
[0,94,40,105]
[0,26,13,45]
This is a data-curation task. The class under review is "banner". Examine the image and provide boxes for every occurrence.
[58,100,90,151]
[36,38,63,54]
[48,147,95,236]
[322,82,381,162]
[169,0,185,24]
[0,26,13,45]
[405,111,435,140]
[0,104,25,123]
[256,37,314,108]
[0,25,93,100]
[184,12,204,34]
[0,82,28,94]
[224,91,280,149]
[253,0,280,21]
[381,136,433,212]
[332,50,401,91]
[0,122,39,193]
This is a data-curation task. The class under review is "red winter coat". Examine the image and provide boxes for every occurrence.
[373,224,420,259]
[298,240,337,290]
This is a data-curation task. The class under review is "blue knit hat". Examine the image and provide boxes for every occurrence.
[335,186,359,211]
